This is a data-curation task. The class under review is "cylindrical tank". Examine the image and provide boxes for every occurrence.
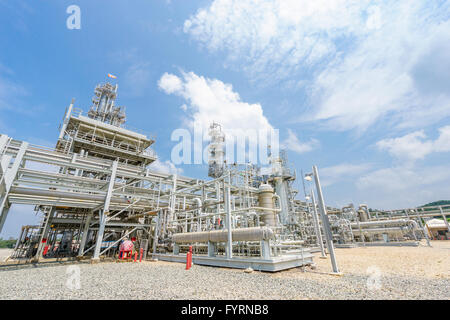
[358,205,370,222]
[258,184,277,227]
[357,209,369,222]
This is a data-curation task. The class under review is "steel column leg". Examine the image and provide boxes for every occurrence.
[78,211,93,256]
[92,160,118,261]
[0,141,28,233]
[439,206,450,234]
[34,207,56,260]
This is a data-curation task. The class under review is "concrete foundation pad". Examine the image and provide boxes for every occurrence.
[335,244,359,248]
[359,241,419,247]
[153,251,314,272]
[335,241,419,248]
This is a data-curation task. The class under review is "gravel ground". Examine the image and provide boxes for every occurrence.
[0,249,12,262]
[0,241,448,300]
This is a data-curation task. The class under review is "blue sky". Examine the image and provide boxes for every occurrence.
[1,0,450,238]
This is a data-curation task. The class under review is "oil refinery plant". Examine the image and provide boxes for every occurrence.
[0,82,449,272]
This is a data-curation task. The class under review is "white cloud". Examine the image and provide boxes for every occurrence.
[150,158,183,175]
[356,165,450,209]
[184,1,450,131]
[158,71,274,137]
[376,126,450,162]
[354,125,450,208]
[282,129,318,154]
[158,71,285,164]
[184,0,369,81]
[320,163,372,187]
[312,2,450,131]
[159,72,183,94]
[434,126,450,153]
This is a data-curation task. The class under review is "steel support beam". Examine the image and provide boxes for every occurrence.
[58,99,74,141]
[439,206,450,234]
[78,211,93,256]
[0,141,28,232]
[152,211,160,257]
[415,209,431,247]
[92,160,118,260]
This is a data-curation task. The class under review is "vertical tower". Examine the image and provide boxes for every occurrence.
[87,83,126,126]
[56,82,156,167]
[269,149,296,225]
[208,122,225,178]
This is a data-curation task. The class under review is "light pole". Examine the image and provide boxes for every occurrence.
[309,189,326,258]
[304,170,325,257]
[305,166,340,274]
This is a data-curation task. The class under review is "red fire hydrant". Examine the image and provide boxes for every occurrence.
[43,245,49,257]
[186,246,193,270]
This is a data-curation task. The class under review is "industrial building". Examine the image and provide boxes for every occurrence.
[1,81,449,272]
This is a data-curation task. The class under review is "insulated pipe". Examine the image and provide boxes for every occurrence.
[352,227,405,234]
[172,227,274,243]
[407,220,419,230]
[193,197,206,216]
[350,219,413,228]
[193,198,202,208]
[279,240,305,245]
